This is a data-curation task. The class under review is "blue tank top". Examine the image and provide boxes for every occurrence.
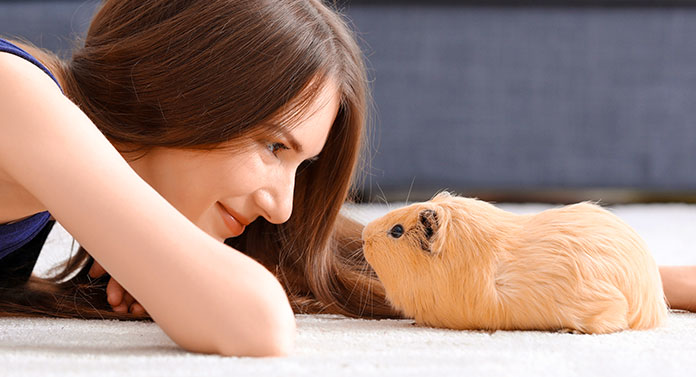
[0,38,62,262]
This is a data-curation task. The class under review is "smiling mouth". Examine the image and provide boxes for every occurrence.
[217,202,246,237]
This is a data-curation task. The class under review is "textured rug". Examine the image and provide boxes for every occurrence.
[1,202,695,377]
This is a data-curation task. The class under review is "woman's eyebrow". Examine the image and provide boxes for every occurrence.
[278,128,320,160]
[278,129,304,154]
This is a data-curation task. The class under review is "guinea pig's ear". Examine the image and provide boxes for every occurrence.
[419,209,439,240]
[418,209,439,254]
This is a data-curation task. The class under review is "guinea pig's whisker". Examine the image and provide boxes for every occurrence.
[405,176,416,206]
[361,263,372,317]
[355,257,375,318]
[374,181,391,210]
[357,241,377,316]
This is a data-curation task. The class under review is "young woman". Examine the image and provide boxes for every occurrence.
[0,0,400,357]
[0,0,693,359]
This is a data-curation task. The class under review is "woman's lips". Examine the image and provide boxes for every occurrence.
[217,202,246,237]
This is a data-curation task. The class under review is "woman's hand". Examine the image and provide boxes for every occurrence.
[88,259,148,316]
[660,266,696,312]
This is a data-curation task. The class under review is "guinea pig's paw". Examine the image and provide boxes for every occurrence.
[410,321,437,328]
[557,328,583,335]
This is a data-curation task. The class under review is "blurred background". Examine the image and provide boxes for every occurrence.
[2,0,696,204]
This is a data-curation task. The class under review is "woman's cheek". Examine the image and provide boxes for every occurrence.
[233,153,271,192]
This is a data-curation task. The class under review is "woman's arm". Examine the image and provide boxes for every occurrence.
[660,266,696,312]
[0,52,295,357]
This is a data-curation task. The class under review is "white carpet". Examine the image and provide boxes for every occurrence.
[2,202,696,376]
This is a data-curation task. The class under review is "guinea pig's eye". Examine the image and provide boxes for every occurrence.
[388,224,404,239]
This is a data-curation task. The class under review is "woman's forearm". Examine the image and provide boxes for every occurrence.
[162,244,297,357]
[129,236,297,357]
[0,61,295,357]
[659,265,696,312]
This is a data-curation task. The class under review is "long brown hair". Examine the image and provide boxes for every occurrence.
[1,0,403,320]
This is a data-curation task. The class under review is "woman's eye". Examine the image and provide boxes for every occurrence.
[267,142,289,157]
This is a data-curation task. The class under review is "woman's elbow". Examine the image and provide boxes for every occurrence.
[215,277,297,357]
[216,306,297,357]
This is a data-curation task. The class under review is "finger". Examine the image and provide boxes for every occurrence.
[106,277,124,307]
[130,302,147,316]
[88,259,107,278]
[122,291,136,309]
[112,301,129,314]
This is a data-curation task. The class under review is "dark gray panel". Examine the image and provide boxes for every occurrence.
[346,6,696,198]
[0,1,99,57]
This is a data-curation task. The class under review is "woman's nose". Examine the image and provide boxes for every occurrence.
[257,172,295,224]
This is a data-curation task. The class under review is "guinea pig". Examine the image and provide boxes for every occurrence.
[361,191,668,334]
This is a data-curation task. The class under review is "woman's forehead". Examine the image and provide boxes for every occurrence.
[279,78,341,129]
[290,85,339,153]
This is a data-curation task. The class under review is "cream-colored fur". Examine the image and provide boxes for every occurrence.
[362,192,668,333]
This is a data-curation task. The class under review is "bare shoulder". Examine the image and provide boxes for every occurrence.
[0,52,68,220]
[0,50,66,169]
[0,42,222,283]
[0,50,62,96]
[0,47,197,254]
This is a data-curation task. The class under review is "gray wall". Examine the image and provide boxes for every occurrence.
[344,5,696,201]
[0,1,99,58]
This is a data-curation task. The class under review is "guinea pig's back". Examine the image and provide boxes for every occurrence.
[499,202,667,331]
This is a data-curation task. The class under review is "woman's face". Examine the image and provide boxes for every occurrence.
[126,80,339,242]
